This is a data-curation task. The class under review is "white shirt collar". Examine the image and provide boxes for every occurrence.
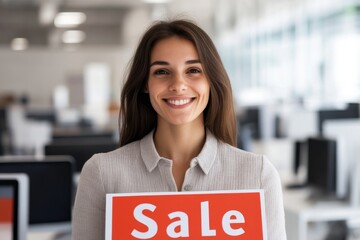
[140,129,218,175]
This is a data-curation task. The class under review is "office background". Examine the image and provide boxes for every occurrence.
[1,0,360,239]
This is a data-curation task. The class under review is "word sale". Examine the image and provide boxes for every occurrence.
[130,201,246,239]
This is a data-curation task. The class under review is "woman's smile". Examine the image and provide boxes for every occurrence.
[165,97,195,107]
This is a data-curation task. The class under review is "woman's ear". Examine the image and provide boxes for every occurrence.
[144,85,149,93]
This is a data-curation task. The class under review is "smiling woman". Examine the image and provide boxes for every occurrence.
[119,20,237,148]
[72,19,287,240]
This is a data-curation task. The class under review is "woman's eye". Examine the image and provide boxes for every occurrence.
[154,69,169,75]
[188,68,201,74]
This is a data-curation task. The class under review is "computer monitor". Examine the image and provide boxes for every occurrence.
[293,140,307,175]
[0,107,7,155]
[323,119,360,201]
[238,104,279,140]
[0,174,29,240]
[307,137,337,198]
[0,128,4,155]
[45,140,118,172]
[318,103,360,134]
[0,156,74,232]
[238,107,262,140]
[0,107,7,130]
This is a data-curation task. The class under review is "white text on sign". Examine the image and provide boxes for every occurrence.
[131,201,246,239]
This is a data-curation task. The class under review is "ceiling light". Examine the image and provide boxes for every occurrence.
[54,12,86,28]
[142,0,172,3]
[62,30,86,44]
[11,38,29,51]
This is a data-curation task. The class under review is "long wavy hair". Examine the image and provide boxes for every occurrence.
[119,19,236,147]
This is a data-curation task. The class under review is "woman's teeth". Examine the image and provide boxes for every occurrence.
[167,99,191,106]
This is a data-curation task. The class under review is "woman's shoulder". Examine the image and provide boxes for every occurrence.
[218,141,264,162]
[217,141,279,173]
[84,139,142,169]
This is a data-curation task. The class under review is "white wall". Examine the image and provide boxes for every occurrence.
[0,46,132,108]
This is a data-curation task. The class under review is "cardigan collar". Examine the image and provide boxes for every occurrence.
[140,129,218,175]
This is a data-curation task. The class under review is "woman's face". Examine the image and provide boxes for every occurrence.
[147,36,210,127]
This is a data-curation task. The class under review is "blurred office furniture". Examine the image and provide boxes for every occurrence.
[282,109,318,140]
[284,187,360,240]
[0,126,5,155]
[51,126,115,142]
[237,103,315,142]
[293,140,307,176]
[347,159,360,237]
[284,126,360,240]
[18,94,30,107]
[285,140,308,189]
[351,159,360,208]
[306,137,337,199]
[251,137,294,176]
[323,119,360,203]
[289,135,351,198]
[272,102,360,140]
[237,104,279,141]
[287,137,338,194]
[237,106,262,140]
[26,105,107,130]
[53,85,70,110]
[7,105,52,156]
[286,117,360,200]
[45,138,118,172]
[252,127,360,239]
[26,108,56,124]
[0,128,4,155]
[0,156,74,233]
[0,173,29,240]
[236,123,252,151]
[0,107,8,155]
[285,135,358,239]
[318,103,360,135]
[0,107,7,130]
[54,108,81,127]
[347,218,360,240]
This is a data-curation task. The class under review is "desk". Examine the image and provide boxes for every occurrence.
[284,188,360,240]
[28,232,71,240]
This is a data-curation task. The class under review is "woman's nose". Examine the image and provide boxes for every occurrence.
[169,74,187,92]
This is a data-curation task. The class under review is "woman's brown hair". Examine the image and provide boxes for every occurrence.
[120,19,236,147]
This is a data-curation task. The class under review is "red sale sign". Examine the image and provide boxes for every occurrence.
[106,190,267,240]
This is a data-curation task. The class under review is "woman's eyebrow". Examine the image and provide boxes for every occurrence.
[150,61,169,67]
[185,59,201,64]
[150,59,201,67]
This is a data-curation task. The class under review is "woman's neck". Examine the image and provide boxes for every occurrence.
[154,121,206,164]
